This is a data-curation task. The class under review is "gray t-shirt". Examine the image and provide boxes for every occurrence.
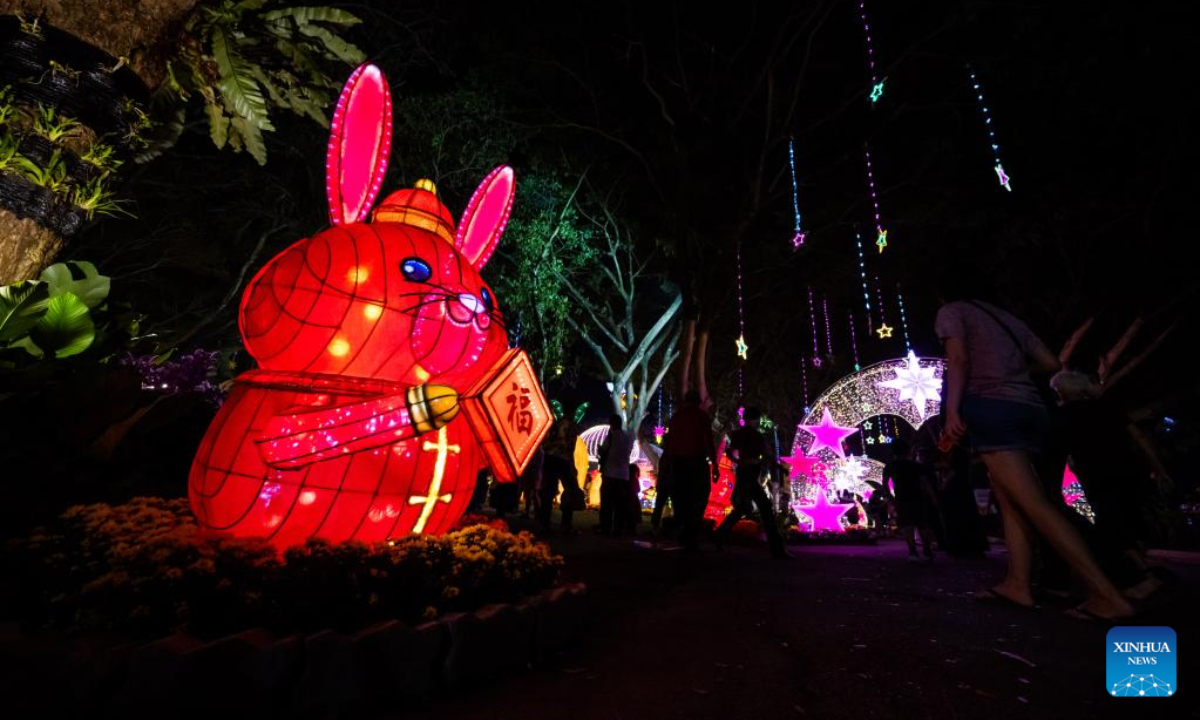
[935,300,1048,406]
[600,427,634,479]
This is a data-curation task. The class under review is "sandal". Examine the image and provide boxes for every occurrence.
[974,587,1039,611]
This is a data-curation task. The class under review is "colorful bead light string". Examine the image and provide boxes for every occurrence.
[864,145,889,253]
[967,65,1012,191]
[788,137,806,247]
[859,0,885,104]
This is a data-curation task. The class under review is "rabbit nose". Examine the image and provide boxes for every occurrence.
[457,293,483,314]
[447,292,482,325]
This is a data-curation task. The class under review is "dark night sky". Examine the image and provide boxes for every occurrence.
[426,0,1191,426]
[85,1,1191,435]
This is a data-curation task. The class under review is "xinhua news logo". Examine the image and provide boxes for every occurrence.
[1107,626,1176,697]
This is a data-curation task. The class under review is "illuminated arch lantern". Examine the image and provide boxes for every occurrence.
[579,424,656,506]
[785,352,944,532]
[189,63,550,546]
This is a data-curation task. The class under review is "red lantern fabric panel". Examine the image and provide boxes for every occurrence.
[190,372,484,546]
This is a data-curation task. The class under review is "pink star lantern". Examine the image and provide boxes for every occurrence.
[780,450,821,482]
[794,491,853,533]
[799,408,858,459]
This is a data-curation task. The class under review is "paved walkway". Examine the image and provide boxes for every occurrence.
[400,515,1198,719]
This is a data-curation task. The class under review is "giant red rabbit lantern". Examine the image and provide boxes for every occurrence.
[189,63,551,546]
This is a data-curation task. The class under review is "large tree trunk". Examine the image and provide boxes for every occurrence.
[0,2,198,284]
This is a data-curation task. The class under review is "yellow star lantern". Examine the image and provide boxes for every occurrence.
[876,323,894,339]
[735,334,749,359]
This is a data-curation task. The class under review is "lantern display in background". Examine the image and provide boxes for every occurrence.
[703,437,736,522]
[189,63,551,546]
[579,424,655,506]
[786,355,945,533]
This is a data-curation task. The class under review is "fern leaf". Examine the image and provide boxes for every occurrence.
[250,66,288,108]
[211,27,275,131]
[295,84,332,126]
[234,0,270,12]
[205,100,229,148]
[273,37,323,77]
[232,116,268,165]
[295,23,365,64]
[260,6,362,26]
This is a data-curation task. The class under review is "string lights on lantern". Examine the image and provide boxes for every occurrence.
[859,0,885,104]
[967,65,1012,191]
[788,137,806,247]
[864,145,889,253]
[188,63,551,547]
[788,356,946,532]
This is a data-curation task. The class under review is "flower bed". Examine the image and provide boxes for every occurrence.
[787,527,876,545]
[3,497,563,639]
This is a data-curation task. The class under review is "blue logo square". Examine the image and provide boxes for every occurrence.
[1107,626,1176,697]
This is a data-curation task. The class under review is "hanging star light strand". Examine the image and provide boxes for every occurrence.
[801,354,810,414]
[823,294,834,358]
[855,232,873,330]
[788,137,806,247]
[849,312,861,371]
[808,287,822,367]
[896,287,912,353]
[864,145,889,253]
[859,1,885,105]
[735,243,748,361]
[874,276,892,339]
[968,65,1012,191]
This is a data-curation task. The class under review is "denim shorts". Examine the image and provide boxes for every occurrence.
[961,396,1049,453]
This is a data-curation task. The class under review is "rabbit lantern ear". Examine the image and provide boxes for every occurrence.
[455,165,515,269]
[326,63,393,226]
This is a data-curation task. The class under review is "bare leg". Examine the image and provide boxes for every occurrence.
[918,524,936,558]
[989,478,1037,606]
[982,451,1133,618]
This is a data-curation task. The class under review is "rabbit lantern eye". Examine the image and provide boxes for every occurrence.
[401,257,432,283]
[480,286,494,313]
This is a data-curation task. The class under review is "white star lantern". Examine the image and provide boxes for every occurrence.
[828,455,869,493]
[877,351,940,420]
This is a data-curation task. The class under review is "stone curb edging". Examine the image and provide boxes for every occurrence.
[0,581,586,715]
